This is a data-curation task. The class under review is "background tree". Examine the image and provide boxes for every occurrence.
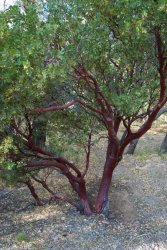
[126,106,167,154]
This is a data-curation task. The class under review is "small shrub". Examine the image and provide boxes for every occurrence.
[16,232,29,242]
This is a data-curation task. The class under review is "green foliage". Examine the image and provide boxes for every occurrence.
[0,136,24,186]
[0,136,15,155]
[43,0,165,116]
[0,3,61,125]
[1,0,165,122]
[16,232,29,242]
[45,109,97,162]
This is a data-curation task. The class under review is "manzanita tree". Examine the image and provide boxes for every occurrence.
[0,0,167,215]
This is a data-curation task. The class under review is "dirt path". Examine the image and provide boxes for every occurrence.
[0,129,167,250]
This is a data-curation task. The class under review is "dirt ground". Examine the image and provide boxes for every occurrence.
[0,119,167,250]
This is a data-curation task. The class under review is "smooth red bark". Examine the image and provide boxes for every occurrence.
[25,178,42,206]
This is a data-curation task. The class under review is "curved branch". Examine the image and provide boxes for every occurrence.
[26,160,81,183]
[75,65,113,114]
[30,99,102,116]
[31,100,78,113]
[31,175,79,209]
[155,28,166,101]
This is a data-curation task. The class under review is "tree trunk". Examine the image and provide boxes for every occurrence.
[25,179,42,206]
[77,180,93,215]
[160,133,167,153]
[68,178,92,215]
[95,149,118,213]
[126,139,139,154]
